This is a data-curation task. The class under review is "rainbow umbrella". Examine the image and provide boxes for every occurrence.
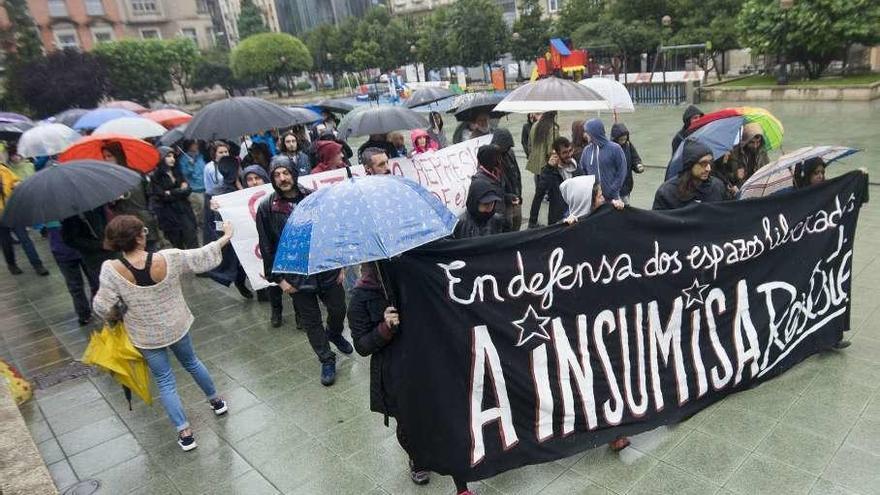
[689,106,784,150]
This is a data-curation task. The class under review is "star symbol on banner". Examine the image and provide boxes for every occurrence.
[512,305,551,347]
[682,278,710,309]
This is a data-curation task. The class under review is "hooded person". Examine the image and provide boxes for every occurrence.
[579,119,627,204]
[255,157,352,386]
[210,156,241,196]
[410,128,437,155]
[610,123,645,201]
[469,145,508,223]
[671,105,704,156]
[240,164,270,188]
[452,177,509,239]
[427,111,447,149]
[793,157,827,189]
[491,128,523,231]
[560,175,599,223]
[311,140,345,174]
[653,138,729,210]
[205,156,252,299]
[149,146,198,249]
[725,122,770,188]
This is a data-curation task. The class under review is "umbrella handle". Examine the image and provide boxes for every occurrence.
[345,166,353,179]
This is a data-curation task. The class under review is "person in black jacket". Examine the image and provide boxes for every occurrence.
[528,136,584,227]
[491,129,522,231]
[653,138,729,210]
[61,206,115,291]
[149,147,198,249]
[610,123,645,203]
[453,175,509,239]
[670,105,703,158]
[348,262,430,487]
[255,158,352,386]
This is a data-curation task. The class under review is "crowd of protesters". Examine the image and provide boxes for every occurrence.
[0,100,848,495]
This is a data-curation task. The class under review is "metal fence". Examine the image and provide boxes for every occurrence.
[625,82,689,105]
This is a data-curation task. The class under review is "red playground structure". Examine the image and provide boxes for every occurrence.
[533,38,589,80]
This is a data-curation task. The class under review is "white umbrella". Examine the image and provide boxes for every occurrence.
[578,78,635,113]
[494,76,611,113]
[16,123,81,158]
[94,116,167,139]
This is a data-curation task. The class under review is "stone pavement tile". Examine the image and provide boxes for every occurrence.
[145,426,229,471]
[571,444,659,494]
[56,415,129,457]
[44,397,115,436]
[865,392,880,420]
[316,409,394,459]
[627,424,693,460]
[165,445,253,494]
[844,335,880,366]
[347,433,410,485]
[210,403,277,442]
[534,469,611,495]
[807,351,880,390]
[4,327,54,352]
[211,469,280,495]
[286,464,377,495]
[18,399,43,425]
[723,454,817,495]
[663,430,750,485]
[844,416,880,457]
[239,367,308,401]
[129,475,181,495]
[220,354,295,384]
[808,478,859,495]
[91,454,172,495]
[822,444,880,495]
[26,418,54,444]
[250,438,340,493]
[17,345,71,375]
[37,379,103,418]
[628,461,721,495]
[37,437,64,465]
[481,461,566,495]
[755,423,842,474]
[230,419,310,467]
[714,381,799,420]
[695,404,777,450]
[47,460,78,492]
[8,334,65,360]
[779,395,863,444]
[271,389,363,436]
[68,433,143,478]
[267,340,323,369]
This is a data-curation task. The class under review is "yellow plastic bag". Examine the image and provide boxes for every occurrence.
[0,359,33,405]
[82,322,153,407]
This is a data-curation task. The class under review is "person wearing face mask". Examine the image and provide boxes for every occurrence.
[256,158,352,386]
[102,142,161,251]
[653,138,729,210]
[725,123,770,188]
[453,169,510,239]
[427,111,447,149]
[149,147,197,249]
[277,131,312,177]
[177,140,206,233]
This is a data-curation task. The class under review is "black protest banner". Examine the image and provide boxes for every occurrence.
[385,171,869,482]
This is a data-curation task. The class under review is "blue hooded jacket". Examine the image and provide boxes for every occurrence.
[177,151,206,193]
[578,118,627,201]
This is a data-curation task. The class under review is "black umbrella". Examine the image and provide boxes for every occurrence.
[337,105,428,138]
[159,124,187,147]
[284,107,323,128]
[310,98,355,114]
[449,92,508,121]
[52,108,91,128]
[0,121,34,141]
[184,97,315,140]
[0,160,142,227]
[406,87,455,108]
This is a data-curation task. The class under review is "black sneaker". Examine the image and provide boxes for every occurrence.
[320,362,336,386]
[409,459,430,485]
[234,280,253,299]
[271,309,283,328]
[832,340,852,350]
[78,314,92,326]
[8,265,23,275]
[178,432,198,451]
[34,265,49,276]
[209,398,228,416]
[327,334,353,354]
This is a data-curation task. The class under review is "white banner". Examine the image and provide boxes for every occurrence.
[213,166,366,289]
[390,135,491,216]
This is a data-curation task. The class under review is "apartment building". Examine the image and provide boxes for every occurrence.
[213,0,281,46]
[274,0,384,36]
[389,0,564,21]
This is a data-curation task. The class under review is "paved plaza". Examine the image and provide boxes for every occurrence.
[2,156,880,494]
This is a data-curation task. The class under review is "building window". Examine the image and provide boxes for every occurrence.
[48,0,68,17]
[140,29,161,39]
[548,0,561,12]
[196,0,210,14]
[54,30,79,49]
[92,28,114,43]
[181,28,198,44]
[131,0,159,15]
[205,27,216,46]
[85,0,105,15]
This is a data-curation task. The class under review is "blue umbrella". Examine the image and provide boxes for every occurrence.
[273,175,457,275]
[73,108,139,131]
[665,116,745,179]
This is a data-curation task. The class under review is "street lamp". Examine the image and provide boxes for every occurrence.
[409,44,420,82]
[512,32,520,41]
[661,15,672,27]
[777,0,794,85]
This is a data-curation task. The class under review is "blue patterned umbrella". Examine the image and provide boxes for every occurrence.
[665,116,745,180]
[73,108,139,131]
[273,175,457,275]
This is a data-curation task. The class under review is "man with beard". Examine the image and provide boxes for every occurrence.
[255,159,353,386]
[361,148,391,176]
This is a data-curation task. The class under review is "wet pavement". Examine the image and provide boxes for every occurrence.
[3,116,880,494]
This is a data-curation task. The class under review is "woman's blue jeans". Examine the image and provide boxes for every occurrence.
[139,333,217,432]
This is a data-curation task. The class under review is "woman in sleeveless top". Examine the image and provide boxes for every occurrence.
[92,215,234,451]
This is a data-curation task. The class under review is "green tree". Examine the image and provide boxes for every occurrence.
[230,32,312,96]
[511,0,551,78]
[670,0,743,80]
[573,18,661,78]
[0,0,44,110]
[448,0,510,68]
[554,0,605,37]
[345,6,409,71]
[11,49,108,116]
[95,39,172,103]
[192,49,253,96]
[237,0,269,41]
[164,38,201,104]
[416,7,453,72]
[737,0,880,80]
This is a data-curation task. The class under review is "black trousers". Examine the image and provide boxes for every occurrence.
[163,228,198,250]
[528,171,566,226]
[290,283,346,364]
[55,259,95,319]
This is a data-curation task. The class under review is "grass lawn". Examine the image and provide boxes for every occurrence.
[716,73,880,87]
